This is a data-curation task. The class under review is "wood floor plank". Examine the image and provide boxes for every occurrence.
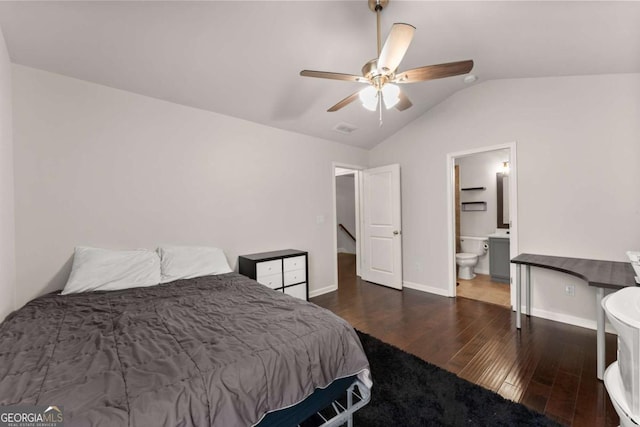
[444,308,512,374]
[407,304,504,369]
[497,381,524,402]
[573,334,619,427]
[501,339,543,393]
[530,331,563,388]
[313,254,620,427]
[546,370,580,424]
[558,342,585,377]
[456,315,518,388]
[521,379,552,414]
[470,339,517,391]
[456,274,511,307]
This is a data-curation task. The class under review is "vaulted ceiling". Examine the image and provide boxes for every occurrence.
[0,1,639,149]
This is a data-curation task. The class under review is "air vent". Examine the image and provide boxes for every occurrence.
[333,122,358,135]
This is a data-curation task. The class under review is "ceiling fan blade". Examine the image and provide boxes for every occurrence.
[300,70,368,83]
[327,91,361,112]
[395,90,412,111]
[394,60,474,83]
[377,23,415,74]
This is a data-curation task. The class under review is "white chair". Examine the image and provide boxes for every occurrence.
[602,287,640,427]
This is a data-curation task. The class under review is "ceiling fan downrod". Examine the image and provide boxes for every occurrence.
[369,0,389,57]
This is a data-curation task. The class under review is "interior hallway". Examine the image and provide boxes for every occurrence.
[312,253,618,427]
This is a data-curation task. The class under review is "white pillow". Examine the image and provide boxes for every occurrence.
[62,246,161,295]
[157,245,232,283]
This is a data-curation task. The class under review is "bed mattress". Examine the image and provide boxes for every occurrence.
[0,273,371,426]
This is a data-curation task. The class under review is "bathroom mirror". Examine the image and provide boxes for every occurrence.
[496,172,509,229]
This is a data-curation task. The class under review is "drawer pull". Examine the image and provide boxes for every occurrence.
[257,260,282,276]
[284,256,306,272]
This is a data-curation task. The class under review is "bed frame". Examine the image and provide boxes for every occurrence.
[258,376,371,427]
[316,380,371,427]
[304,379,371,427]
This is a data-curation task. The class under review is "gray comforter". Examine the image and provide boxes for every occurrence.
[0,273,371,426]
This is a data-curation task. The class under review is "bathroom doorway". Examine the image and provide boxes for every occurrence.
[446,144,519,309]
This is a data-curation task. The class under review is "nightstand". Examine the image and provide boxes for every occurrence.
[238,249,308,301]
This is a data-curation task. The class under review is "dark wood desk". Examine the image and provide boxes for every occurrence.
[511,253,637,380]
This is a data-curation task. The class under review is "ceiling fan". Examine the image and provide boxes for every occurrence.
[300,0,474,118]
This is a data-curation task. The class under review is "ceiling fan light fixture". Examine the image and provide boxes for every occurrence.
[382,84,400,109]
[299,0,474,116]
[359,86,378,111]
[464,74,478,84]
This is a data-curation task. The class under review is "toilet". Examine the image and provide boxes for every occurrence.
[456,236,489,280]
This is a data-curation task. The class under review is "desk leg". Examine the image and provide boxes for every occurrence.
[526,266,531,317]
[516,264,521,329]
[596,288,605,381]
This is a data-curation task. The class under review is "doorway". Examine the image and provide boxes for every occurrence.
[333,164,363,290]
[332,163,403,292]
[335,166,360,289]
[446,143,519,309]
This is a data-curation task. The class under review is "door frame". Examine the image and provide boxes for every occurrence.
[445,142,519,308]
[332,162,365,290]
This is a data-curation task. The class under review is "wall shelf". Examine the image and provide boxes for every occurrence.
[461,201,487,211]
[461,187,486,191]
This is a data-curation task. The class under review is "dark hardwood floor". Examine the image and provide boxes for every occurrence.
[311,254,619,427]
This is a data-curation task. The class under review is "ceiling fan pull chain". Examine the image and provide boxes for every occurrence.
[379,94,383,127]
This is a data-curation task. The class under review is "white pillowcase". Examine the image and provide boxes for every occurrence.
[62,246,161,295]
[157,245,232,283]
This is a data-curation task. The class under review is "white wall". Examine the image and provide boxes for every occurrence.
[12,65,369,307]
[370,74,640,329]
[0,26,15,321]
[335,174,356,254]
[456,149,509,274]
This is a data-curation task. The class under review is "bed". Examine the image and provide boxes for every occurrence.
[0,272,371,426]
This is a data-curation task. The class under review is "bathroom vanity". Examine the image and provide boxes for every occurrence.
[489,235,510,283]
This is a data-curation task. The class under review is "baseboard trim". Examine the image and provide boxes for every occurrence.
[309,284,338,298]
[520,307,616,334]
[403,281,451,297]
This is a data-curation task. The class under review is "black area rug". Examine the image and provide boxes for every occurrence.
[355,331,560,427]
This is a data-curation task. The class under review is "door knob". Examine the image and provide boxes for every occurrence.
[393,230,400,235]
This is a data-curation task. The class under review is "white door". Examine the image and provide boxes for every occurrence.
[361,164,402,289]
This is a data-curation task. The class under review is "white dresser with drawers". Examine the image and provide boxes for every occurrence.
[238,249,308,300]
